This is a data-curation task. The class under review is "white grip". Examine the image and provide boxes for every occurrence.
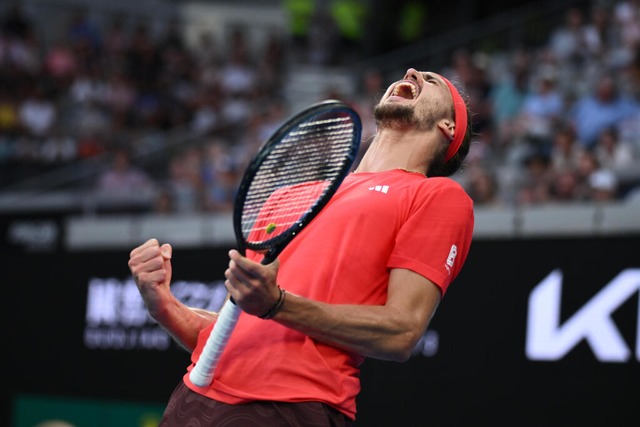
[189,299,242,387]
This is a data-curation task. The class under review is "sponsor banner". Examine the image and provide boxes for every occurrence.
[0,213,64,253]
[83,277,227,351]
[5,236,639,426]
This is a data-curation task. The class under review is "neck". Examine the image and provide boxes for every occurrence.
[354,128,435,174]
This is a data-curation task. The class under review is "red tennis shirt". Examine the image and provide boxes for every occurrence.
[184,169,475,419]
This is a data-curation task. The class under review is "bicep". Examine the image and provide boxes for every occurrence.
[386,268,442,339]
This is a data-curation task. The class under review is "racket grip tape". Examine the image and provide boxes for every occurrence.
[189,299,242,387]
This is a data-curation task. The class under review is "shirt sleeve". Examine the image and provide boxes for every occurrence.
[387,178,474,295]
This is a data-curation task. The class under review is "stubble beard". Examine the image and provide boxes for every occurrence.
[374,102,436,131]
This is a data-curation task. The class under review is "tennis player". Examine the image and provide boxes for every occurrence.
[128,68,475,426]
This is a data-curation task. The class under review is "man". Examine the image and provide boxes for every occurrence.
[128,68,474,425]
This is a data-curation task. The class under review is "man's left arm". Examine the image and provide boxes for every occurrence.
[226,250,441,362]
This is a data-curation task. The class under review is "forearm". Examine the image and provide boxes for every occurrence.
[273,292,425,362]
[147,290,217,352]
[224,251,439,361]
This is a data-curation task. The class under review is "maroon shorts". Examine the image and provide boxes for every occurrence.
[159,381,354,426]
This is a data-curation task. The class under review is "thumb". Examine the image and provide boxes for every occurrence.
[160,243,172,260]
[268,257,280,274]
[161,243,173,285]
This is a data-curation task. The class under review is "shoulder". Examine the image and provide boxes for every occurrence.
[413,177,474,212]
[422,176,471,196]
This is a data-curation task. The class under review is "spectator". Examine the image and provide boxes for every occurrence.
[550,125,583,172]
[153,188,175,215]
[549,7,599,66]
[594,125,640,195]
[44,39,78,90]
[190,85,222,136]
[202,140,240,212]
[465,165,501,206]
[613,0,640,59]
[573,149,602,200]
[489,63,529,145]
[588,168,619,201]
[569,74,638,148]
[103,71,137,123]
[516,151,554,205]
[0,25,40,73]
[218,30,256,126]
[67,6,102,55]
[94,148,155,211]
[219,29,255,97]
[550,169,580,202]
[69,63,107,106]
[18,86,56,137]
[594,126,635,173]
[102,14,129,60]
[164,148,204,213]
[517,67,564,140]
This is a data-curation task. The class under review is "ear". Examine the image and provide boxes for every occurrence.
[437,119,455,141]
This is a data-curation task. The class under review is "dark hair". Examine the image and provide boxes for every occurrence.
[426,102,473,177]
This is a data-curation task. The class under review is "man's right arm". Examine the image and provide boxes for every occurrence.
[128,238,217,351]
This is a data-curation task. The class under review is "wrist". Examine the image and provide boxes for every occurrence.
[259,286,286,319]
[145,288,178,322]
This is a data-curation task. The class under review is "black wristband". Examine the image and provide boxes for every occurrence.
[259,287,286,319]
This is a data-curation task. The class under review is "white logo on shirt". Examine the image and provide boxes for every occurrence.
[445,244,458,274]
[368,185,389,194]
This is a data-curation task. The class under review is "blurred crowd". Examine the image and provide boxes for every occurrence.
[0,3,288,214]
[453,1,640,206]
[0,1,639,215]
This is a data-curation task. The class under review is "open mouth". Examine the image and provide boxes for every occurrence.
[392,81,418,99]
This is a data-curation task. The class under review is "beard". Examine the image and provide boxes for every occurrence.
[374,102,436,131]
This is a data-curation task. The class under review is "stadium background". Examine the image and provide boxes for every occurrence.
[2,0,639,426]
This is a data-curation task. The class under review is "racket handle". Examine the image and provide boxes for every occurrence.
[189,299,242,387]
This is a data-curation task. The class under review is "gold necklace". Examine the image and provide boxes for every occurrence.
[396,168,426,176]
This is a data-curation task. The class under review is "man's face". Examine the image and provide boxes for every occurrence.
[374,69,453,132]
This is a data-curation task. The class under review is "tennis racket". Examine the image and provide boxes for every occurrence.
[189,99,362,387]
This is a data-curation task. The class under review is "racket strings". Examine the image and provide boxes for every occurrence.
[241,115,357,244]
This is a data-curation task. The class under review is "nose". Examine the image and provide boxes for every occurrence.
[404,68,420,81]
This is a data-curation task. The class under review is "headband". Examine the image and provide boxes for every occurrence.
[436,74,468,162]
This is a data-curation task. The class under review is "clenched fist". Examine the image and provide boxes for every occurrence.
[128,238,173,317]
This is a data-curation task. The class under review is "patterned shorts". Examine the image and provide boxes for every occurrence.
[159,381,354,427]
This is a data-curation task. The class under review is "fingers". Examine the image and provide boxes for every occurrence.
[225,250,281,316]
[129,238,159,259]
[227,249,260,277]
[128,239,170,285]
[225,253,251,289]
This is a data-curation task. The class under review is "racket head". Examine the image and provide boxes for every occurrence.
[233,99,362,262]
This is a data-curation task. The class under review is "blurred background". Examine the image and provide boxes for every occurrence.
[2,0,639,426]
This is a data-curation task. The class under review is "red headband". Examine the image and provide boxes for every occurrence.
[436,74,468,162]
